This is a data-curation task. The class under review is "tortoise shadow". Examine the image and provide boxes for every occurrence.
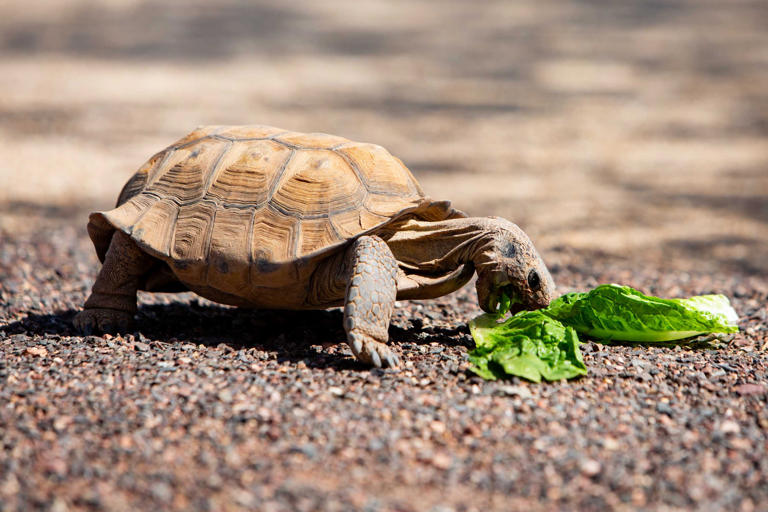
[2,301,471,369]
[389,317,474,349]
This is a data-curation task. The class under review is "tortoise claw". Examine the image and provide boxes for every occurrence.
[369,349,382,368]
[364,341,400,369]
[347,333,400,369]
[384,352,400,368]
[73,308,134,335]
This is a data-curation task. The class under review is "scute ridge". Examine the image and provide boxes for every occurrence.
[202,140,234,196]
[331,147,367,188]
[174,136,213,150]
[291,220,302,261]
[202,208,217,285]
[265,149,296,205]
[245,207,258,289]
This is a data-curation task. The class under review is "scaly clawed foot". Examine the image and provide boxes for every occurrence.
[347,331,400,368]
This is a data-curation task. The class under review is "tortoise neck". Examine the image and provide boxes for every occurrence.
[381,217,502,274]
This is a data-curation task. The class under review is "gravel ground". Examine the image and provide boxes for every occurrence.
[1,224,766,511]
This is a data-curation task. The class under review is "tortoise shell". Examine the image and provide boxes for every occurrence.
[87,125,458,305]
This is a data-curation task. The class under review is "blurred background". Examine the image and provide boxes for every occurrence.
[1,0,766,276]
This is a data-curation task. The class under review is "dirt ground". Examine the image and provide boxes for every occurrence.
[1,1,767,511]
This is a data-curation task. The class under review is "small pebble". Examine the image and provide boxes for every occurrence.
[580,459,602,477]
[24,346,48,358]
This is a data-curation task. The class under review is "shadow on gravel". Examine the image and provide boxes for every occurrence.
[3,300,471,368]
[2,303,349,368]
[390,319,474,349]
[2,310,80,337]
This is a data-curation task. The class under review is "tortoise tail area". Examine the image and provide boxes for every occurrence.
[86,201,188,293]
[86,194,158,264]
[86,213,116,264]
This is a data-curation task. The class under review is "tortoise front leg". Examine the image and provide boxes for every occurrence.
[74,230,154,334]
[344,235,400,368]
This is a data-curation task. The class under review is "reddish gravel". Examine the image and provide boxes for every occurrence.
[1,225,766,511]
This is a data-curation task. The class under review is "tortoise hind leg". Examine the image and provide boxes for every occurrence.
[74,231,154,334]
[344,235,400,368]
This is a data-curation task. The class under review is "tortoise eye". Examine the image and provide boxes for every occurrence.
[527,270,541,291]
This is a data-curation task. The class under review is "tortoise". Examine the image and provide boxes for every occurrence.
[74,125,555,368]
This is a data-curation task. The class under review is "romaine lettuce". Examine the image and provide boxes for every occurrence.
[468,311,587,382]
[543,284,739,342]
[468,284,739,382]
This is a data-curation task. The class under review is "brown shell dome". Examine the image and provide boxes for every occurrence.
[87,125,431,290]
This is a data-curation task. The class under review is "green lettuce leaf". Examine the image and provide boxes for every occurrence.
[468,284,739,382]
[543,284,739,342]
[468,311,587,383]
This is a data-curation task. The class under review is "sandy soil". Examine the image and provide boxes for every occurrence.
[1,1,767,510]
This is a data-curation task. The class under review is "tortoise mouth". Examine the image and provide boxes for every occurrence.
[483,284,525,315]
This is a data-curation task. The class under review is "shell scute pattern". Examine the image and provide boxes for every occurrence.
[335,143,421,197]
[270,149,366,220]
[145,137,230,203]
[207,207,253,291]
[170,202,217,281]
[95,125,427,290]
[205,139,291,207]
[130,199,178,256]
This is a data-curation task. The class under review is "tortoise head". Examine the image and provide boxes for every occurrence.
[474,218,556,315]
